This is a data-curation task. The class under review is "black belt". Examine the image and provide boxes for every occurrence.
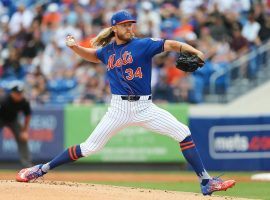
[121,95,152,101]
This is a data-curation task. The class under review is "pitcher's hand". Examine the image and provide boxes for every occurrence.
[65,35,77,47]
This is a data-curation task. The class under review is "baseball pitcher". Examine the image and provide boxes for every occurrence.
[16,10,235,196]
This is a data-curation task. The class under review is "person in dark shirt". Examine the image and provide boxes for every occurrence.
[258,12,270,42]
[0,84,32,167]
[230,27,249,55]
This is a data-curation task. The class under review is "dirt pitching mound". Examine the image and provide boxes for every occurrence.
[1,180,246,200]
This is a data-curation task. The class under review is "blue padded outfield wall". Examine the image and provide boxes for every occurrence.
[1,104,270,171]
[0,104,188,163]
[190,116,270,171]
[0,107,64,161]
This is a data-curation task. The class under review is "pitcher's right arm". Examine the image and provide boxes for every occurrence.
[66,35,101,64]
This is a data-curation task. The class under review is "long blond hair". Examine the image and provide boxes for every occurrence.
[91,27,115,48]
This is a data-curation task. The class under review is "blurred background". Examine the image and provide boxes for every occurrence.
[0,0,269,104]
[0,0,270,176]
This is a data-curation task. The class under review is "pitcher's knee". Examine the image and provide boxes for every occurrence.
[174,125,191,142]
[182,124,191,137]
[80,142,104,157]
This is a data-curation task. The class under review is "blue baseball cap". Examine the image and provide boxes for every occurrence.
[111,10,136,26]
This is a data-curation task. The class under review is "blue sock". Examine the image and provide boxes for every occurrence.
[42,145,83,172]
[180,136,211,185]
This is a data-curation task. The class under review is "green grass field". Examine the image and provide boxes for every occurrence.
[88,172,270,200]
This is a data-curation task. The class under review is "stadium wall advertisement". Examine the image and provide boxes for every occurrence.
[0,107,64,161]
[190,116,270,171]
[64,104,189,163]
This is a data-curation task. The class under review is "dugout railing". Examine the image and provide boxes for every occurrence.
[207,41,270,103]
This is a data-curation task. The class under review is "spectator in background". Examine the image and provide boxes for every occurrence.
[0,15,9,40]
[191,6,208,38]
[173,75,193,102]
[230,27,249,56]
[137,1,161,37]
[152,71,175,103]
[42,3,61,27]
[54,19,82,48]
[207,0,250,13]
[62,4,78,27]
[160,3,179,39]
[253,2,265,27]
[40,40,59,76]
[163,53,191,102]
[0,83,32,167]
[211,37,234,64]
[230,26,249,78]
[21,19,45,59]
[180,0,203,16]
[77,62,105,104]
[223,11,242,37]
[164,53,185,86]
[258,11,270,42]
[197,27,217,60]
[25,65,49,105]
[241,11,261,46]
[89,0,105,27]
[2,48,25,79]
[8,4,33,36]
[81,76,101,104]
[209,16,228,41]
[173,16,194,41]
[32,3,45,25]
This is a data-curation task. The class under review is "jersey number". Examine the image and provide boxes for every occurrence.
[125,67,143,80]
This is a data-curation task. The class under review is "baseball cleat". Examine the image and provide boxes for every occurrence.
[201,177,236,195]
[16,164,45,182]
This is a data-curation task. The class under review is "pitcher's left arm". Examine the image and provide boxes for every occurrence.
[164,40,204,61]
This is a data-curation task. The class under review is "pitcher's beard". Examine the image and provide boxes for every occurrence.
[117,32,134,42]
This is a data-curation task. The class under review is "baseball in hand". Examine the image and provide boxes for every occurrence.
[66,36,76,47]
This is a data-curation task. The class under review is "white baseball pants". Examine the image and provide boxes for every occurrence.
[80,95,191,156]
